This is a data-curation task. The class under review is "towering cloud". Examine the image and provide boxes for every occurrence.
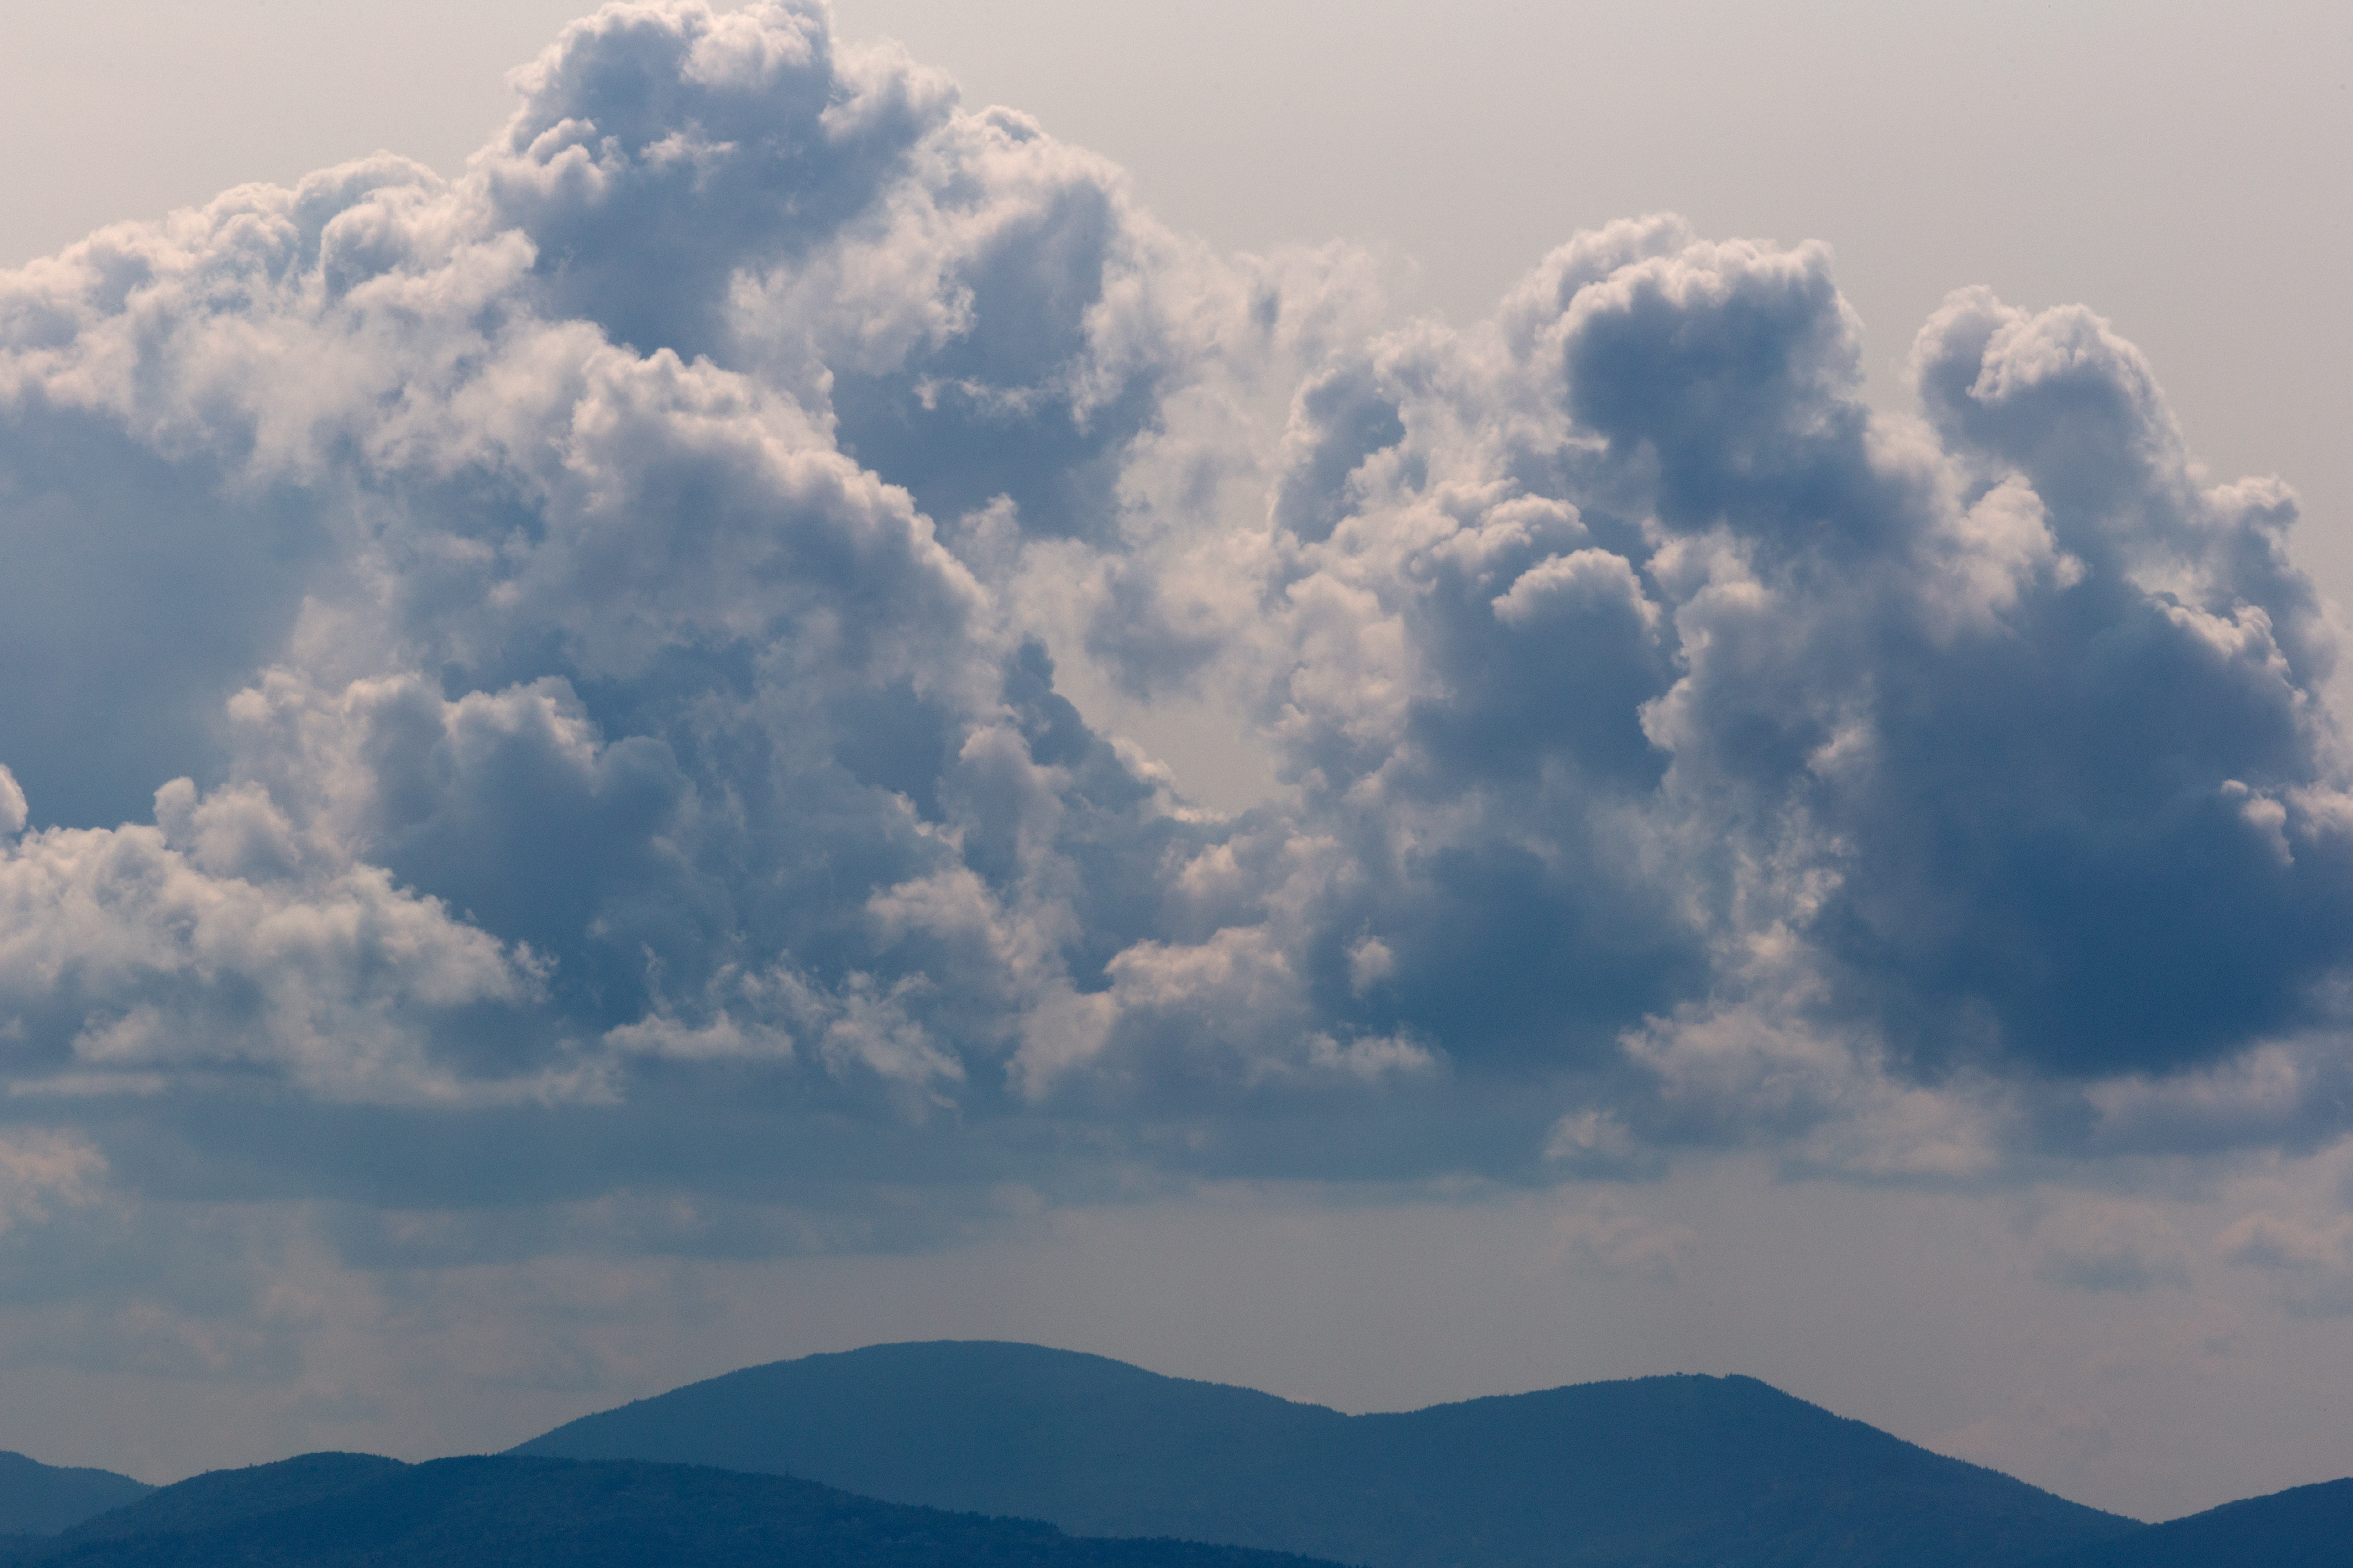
[1,0,2346,1242]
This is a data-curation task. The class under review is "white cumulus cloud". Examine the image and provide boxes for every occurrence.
[0,0,2346,1234]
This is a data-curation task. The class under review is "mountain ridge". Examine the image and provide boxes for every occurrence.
[0,1452,152,1540]
[0,1452,1350,1568]
[2021,1477,2353,1568]
[0,1343,2340,1567]
[514,1339,2139,1568]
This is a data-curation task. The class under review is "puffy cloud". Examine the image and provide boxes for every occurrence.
[0,787,552,1106]
[0,0,2350,1248]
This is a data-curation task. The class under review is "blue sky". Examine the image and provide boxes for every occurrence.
[0,0,2348,1523]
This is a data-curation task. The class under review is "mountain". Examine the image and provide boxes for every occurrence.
[2025,1477,2353,1567]
[513,1340,2141,1568]
[0,1452,151,1537]
[6,1453,403,1558]
[0,1451,1349,1568]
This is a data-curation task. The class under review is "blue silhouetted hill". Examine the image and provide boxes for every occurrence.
[2024,1476,2353,1567]
[0,1451,1349,1568]
[511,1340,2142,1568]
[5,1453,401,1557]
[0,1451,152,1550]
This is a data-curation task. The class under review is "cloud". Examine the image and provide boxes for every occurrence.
[2026,1198,2192,1295]
[2218,1180,2353,1318]
[0,793,555,1107]
[0,1130,102,1236]
[1549,1196,1698,1282]
[0,0,2349,1262]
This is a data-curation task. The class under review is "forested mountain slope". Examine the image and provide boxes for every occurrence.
[2025,1477,2353,1568]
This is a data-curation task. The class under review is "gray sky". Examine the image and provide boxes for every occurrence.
[0,0,2350,1527]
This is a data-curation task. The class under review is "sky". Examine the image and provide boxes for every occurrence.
[0,0,2348,1526]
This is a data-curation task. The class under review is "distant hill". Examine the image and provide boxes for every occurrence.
[513,1340,2142,1568]
[0,1451,1350,1568]
[0,1452,151,1536]
[4,1452,403,1559]
[2025,1477,2353,1567]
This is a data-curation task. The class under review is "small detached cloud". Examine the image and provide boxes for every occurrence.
[1550,1197,1698,1283]
[0,0,2350,1249]
[2026,1198,2193,1295]
[2220,1207,2353,1318]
